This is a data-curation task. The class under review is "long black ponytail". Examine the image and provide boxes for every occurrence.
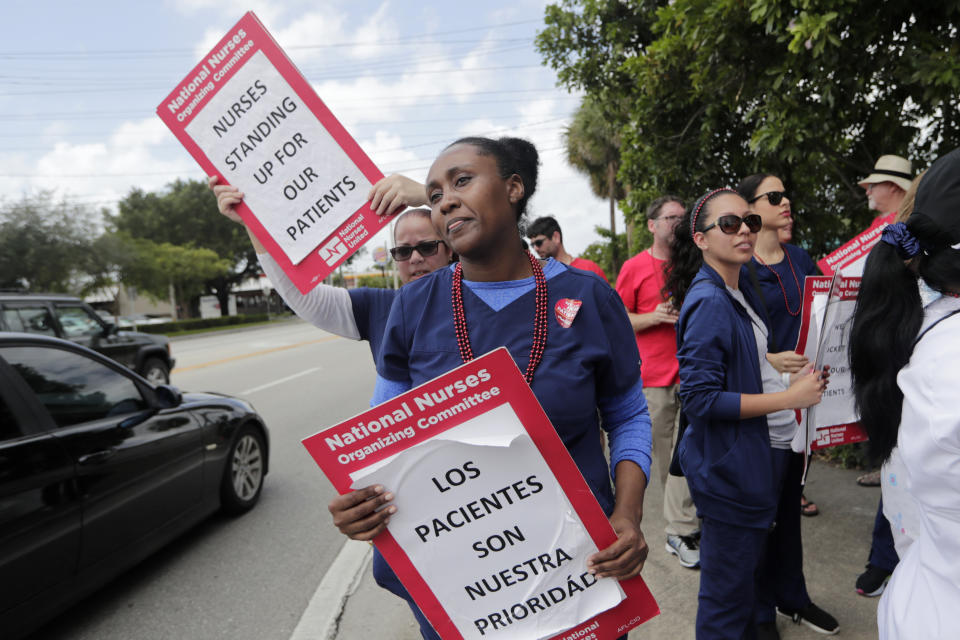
[850,148,960,463]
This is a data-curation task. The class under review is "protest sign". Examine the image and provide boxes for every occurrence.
[302,348,659,640]
[816,212,896,276]
[794,275,867,452]
[157,12,390,293]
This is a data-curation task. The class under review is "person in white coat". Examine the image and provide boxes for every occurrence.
[850,147,960,639]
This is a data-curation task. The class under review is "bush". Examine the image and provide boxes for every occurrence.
[138,313,273,334]
[815,442,875,470]
[356,274,394,289]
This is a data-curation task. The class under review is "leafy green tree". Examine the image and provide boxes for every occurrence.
[0,192,103,292]
[579,226,628,282]
[538,0,960,258]
[564,97,629,268]
[111,178,259,314]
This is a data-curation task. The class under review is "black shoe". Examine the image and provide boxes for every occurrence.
[777,602,839,635]
[855,563,892,597]
[756,621,781,640]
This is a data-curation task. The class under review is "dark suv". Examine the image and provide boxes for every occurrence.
[0,292,175,384]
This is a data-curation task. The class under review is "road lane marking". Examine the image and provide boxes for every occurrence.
[290,539,372,640]
[240,367,322,395]
[172,336,340,374]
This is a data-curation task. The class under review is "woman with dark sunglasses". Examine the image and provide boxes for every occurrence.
[734,175,838,637]
[665,188,826,640]
[330,136,652,640]
[209,174,453,362]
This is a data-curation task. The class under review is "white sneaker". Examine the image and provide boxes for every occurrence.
[665,534,700,568]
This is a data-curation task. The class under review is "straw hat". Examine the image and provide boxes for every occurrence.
[858,155,914,192]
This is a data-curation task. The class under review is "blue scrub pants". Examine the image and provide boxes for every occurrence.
[868,497,899,573]
[697,517,770,640]
[755,449,811,623]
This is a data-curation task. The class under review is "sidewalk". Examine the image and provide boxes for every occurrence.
[335,459,883,639]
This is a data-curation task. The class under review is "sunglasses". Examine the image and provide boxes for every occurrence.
[530,238,548,248]
[748,190,788,205]
[390,240,443,261]
[701,213,763,235]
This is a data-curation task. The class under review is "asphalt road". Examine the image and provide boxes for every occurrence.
[32,319,376,640]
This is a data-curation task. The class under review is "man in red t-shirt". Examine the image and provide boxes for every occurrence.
[616,195,700,569]
[526,216,609,282]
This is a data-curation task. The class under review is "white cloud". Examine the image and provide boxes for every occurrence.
[351,3,400,60]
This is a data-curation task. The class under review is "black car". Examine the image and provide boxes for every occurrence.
[0,333,269,639]
[0,293,175,384]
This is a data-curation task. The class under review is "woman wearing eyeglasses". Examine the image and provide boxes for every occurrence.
[209,174,453,362]
[734,175,837,638]
[665,188,826,640]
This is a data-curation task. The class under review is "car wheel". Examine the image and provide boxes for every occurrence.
[221,424,266,514]
[140,357,170,385]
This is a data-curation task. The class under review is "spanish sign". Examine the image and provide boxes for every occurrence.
[157,12,390,293]
[816,212,896,276]
[793,275,867,453]
[302,348,659,640]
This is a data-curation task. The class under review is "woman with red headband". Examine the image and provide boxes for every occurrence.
[665,188,826,639]
[735,175,838,637]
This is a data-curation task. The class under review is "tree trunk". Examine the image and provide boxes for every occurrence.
[607,161,620,272]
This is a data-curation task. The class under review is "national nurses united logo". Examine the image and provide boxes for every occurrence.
[318,236,348,266]
[554,298,582,328]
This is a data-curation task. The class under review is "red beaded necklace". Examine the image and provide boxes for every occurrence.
[754,244,802,317]
[451,251,548,385]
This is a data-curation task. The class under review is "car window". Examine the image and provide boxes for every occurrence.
[1,346,147,428]
[0,393,18,441]
[54,305,103,338]
[3,306,57,336]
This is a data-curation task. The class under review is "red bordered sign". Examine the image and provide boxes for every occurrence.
[302,348,659,640]
[817,212,896,276]
[795,276,867,450]
[157,12,390,293]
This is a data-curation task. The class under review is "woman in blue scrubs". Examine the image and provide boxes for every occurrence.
[330,136,653,639]
[665,188,826,639]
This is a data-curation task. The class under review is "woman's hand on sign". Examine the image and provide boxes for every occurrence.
[208,175,244,223]
[787,367,827,409]
[368,174,428,217]
[766,350,809,374]
[586,513,648,580]
[208,175,267,253]
[328,485,396,541]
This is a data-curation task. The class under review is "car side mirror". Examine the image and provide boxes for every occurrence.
[155,384,183,408]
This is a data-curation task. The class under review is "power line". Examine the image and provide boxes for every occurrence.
[0,42,534,84]
[0,64,546,97]
[0,19,541,58]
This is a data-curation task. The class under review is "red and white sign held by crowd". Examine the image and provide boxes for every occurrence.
[794,275,867,452]
[303,349,659,640]
[816,212,896,276]
[157,12,391,293]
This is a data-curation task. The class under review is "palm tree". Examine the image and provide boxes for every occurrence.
[563,97,628,271]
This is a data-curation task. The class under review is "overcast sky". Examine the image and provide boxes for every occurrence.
[0,0,628,270]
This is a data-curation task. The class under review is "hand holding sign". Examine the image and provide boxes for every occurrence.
[766,350,809,374]
[787,367,827,409]
[328,485,397,541]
